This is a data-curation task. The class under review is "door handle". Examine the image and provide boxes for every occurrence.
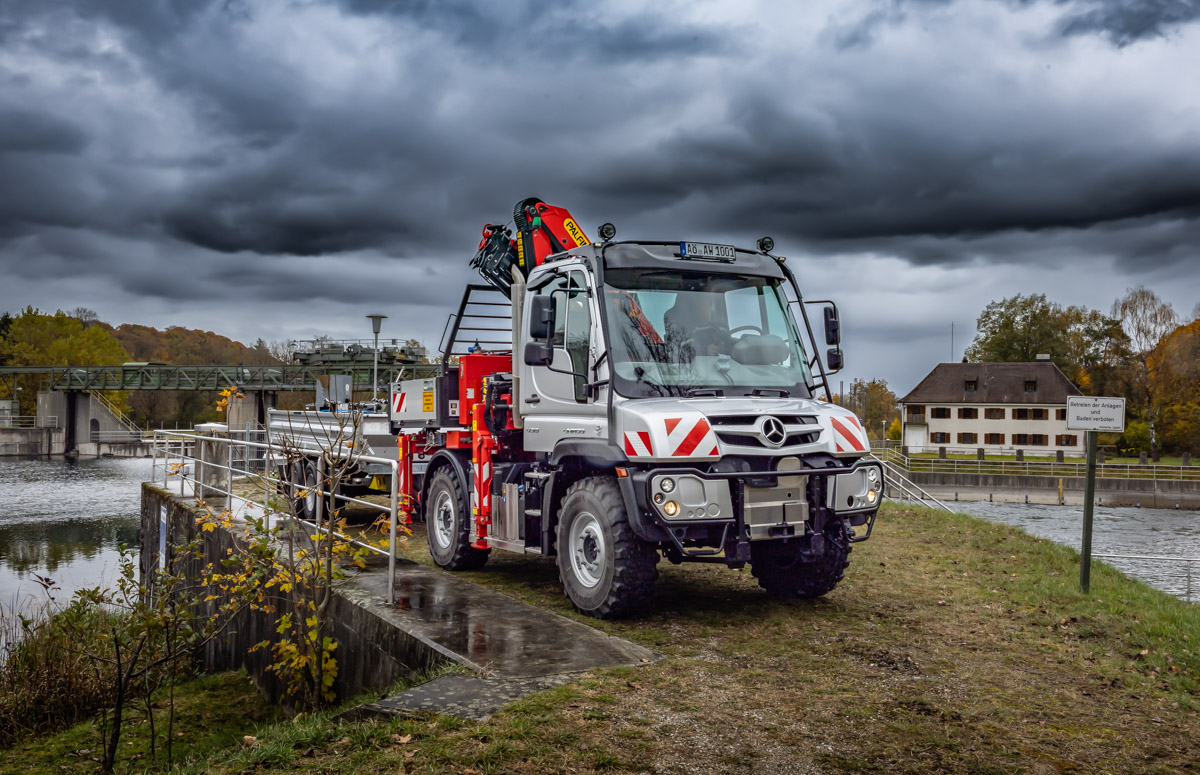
[525,393,540,404]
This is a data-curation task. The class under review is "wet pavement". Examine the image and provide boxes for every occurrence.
[341,557,658,679]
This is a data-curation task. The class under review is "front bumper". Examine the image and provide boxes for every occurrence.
[623,458,883,547]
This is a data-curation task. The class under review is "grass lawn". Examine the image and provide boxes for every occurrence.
[9,501,1199,774]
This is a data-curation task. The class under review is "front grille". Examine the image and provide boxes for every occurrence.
[708,413,822,451]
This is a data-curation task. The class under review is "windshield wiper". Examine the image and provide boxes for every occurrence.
[686,388,724,397]
[751,388,790,398]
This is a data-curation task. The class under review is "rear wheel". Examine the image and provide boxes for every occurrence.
[425,467,489,571]
[290,461,319,521]
[750,521,852,599]
[556,476,658,619]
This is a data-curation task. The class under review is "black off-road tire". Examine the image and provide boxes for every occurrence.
[424,467,489,571]
[750,520,852,599]
[292,460,319,521]
[556,476,658,619]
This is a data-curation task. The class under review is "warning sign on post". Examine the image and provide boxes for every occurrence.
[1066,397,1126,432]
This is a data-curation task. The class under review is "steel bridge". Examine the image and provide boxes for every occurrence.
[0,362,439,393]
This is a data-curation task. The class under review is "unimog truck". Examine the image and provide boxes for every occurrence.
[390,198,883,618]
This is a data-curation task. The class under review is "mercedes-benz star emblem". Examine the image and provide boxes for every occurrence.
[760,416,787,447]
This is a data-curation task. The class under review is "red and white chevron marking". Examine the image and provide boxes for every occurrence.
[664,416,718,457]
[623,430,653,458]
[472,458,492,515]
[830,415,867,453]
[391,392,406,414]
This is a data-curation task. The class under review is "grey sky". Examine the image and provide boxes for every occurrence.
[1,0,1198,395]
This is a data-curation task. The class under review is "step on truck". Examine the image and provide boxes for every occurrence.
[391,198,883,618]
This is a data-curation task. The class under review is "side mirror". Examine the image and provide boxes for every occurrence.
[826,348,843,371]
[823,306,840,346]
[524,341,554,366]
[529,295,556,341]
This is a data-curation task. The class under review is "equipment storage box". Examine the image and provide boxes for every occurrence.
[391,378,438,427]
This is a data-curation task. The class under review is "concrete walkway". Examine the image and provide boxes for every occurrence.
[339,557,658,720]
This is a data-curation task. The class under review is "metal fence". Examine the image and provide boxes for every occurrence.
[151,425,403,604]
[0,416,58,429]
[871,445,1200,482]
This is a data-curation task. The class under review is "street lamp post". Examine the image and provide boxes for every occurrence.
[366,314,388,404]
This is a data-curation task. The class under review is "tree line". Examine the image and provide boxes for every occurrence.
[0,307,287,429]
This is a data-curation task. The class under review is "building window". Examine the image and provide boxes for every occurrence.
[958,408,978,419]
[1014,408,1030,420]
[1025,380,1037,392]
[930,407,951,419]
[1056,434,1078,446]
[1056,408,1067,421]
[907,405,925,422]
[985,408,1005,420]
[931,432,950,444]
[985,433,1005,445]
[957,433,978,444]
[965,379,977,392]
[1030,434,1048,446]
[1032,408,1048,420]
[1014,433,1029,445]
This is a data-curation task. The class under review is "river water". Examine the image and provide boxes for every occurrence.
[0,457,151,611]
[952,501,1200,602]
[0,457,1196,608]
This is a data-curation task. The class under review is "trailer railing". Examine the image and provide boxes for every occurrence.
[151,425,403,604]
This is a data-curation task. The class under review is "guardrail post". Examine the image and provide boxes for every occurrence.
[388,461,398,605]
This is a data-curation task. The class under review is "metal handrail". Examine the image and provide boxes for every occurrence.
[0,415,59,429]
[871,452,953,512]
[875,447,1200,482]
[151,427,403,604]
[90,391,142,435]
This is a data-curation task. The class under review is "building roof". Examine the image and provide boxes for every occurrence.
[899,361,1082,405]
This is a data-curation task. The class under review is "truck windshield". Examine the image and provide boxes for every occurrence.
[602,269,813,398]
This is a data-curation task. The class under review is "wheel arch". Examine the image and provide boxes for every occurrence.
[420,448,471,517]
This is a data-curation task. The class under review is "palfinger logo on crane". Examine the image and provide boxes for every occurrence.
[392,393,406,413]
[562,218,589,247]
[830,415,867,453]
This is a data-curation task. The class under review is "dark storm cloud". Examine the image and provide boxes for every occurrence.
[1,0,1199,327]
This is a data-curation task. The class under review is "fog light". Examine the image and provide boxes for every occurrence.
[653,493,664,504]
[867,489,878,504]
[660,478,675,493]
[663,500,679,516]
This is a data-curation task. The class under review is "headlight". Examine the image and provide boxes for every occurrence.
[867,489,878,504]
[660,478,675,493]
[867,467,879,483]
[663,501,679,516]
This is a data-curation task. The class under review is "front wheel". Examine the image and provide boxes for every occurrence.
[424,467,489,571]
[750,521,852,599]
[556,477,658,619]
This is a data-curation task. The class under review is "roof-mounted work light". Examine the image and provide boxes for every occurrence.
[598,222,617,241]
[756,236,775,253]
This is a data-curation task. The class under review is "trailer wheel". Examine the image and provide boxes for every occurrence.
[556,476,658,619]
[425,467,489,571]
[295,460,320,521]
[750,520,852,600]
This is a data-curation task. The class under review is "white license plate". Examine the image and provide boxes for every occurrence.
[681,242,736,260]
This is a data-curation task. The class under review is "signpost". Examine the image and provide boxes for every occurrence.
[1066,397,1126,593]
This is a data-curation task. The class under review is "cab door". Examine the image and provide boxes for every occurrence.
[520,268,607,452]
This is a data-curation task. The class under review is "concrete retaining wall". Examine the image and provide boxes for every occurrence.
[140,483,443,705]
[0,427,65,456]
